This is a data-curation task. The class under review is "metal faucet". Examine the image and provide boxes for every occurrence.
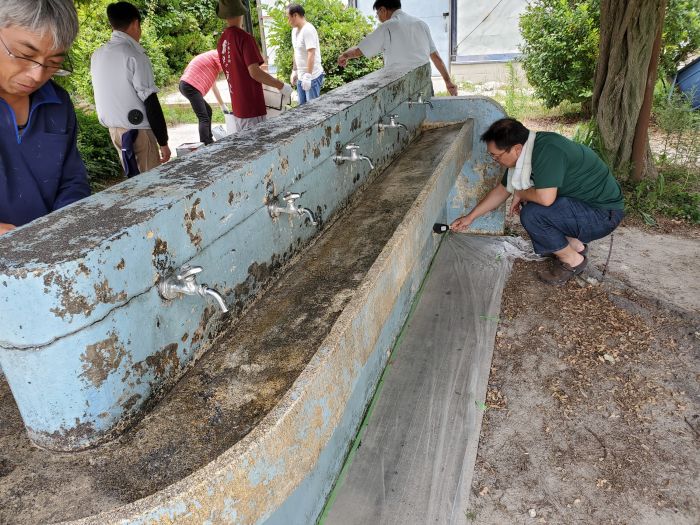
[334,143,375,170]
[378,114,407,133]
[158,265,229,313]
[267,192,318,225]
[407,91,434,109]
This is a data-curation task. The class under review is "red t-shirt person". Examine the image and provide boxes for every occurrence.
[218,26,266,119]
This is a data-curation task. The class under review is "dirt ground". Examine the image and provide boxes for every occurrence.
[468,223,700,524]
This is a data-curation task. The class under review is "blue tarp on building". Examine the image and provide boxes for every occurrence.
[676,56,700,110]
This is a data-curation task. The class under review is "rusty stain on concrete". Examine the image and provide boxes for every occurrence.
[0,69,452,524]
[190,306,214,346]
[350,116,362,132]
[185,198,206,248]
[145,343,180,378]
[321,126,332,147]
[116,259,126,270]
[93,280,127,305]
[27,420,98,452]
[152,238,170,273]
[79,333,126,388]
[44,272,94,319]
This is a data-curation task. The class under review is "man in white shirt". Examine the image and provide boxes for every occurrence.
[91,1,170,176]
[338,0,457,96]
[287,4,324,105]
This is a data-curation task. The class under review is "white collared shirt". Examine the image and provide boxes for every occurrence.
[91,31,159,130]
[357,10,437,71]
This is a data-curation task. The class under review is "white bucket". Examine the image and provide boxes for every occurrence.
[175,142,203,157]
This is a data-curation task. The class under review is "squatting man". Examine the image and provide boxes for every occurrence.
[451,118,624,285]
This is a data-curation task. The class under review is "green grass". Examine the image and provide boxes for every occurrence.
[162,103,231,127]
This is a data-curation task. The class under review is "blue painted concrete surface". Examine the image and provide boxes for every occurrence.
[0,66,433,450]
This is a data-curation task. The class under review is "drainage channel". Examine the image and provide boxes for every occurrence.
[0,124,465,525]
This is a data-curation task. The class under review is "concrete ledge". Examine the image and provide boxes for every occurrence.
[0,66,433,451]
[63,121,473,525]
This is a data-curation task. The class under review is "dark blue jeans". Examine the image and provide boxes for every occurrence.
[519,197,624,255]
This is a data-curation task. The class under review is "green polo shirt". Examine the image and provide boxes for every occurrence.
[501,132,624,210]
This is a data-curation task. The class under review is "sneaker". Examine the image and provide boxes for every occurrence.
[538,255,587,285]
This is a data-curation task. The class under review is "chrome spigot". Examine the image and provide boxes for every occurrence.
[267,192,318,225]
[407,91,434,109]
[378,114,408,133]
[334,143,374,170]
[158,264,229,313]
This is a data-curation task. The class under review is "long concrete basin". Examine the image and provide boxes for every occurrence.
[0,65,506,523]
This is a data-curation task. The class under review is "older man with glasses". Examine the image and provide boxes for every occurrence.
[451,118,624,285]
[0,0,90,236]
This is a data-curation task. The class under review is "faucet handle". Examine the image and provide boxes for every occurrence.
[283,192,301,202]
[176,264,203,281]
[345,143,359,151]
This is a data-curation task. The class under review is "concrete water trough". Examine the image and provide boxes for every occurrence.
[0,65,506,523]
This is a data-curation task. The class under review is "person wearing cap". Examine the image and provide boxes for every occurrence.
[91,1,170,177]
[287,4,324,105]
[216,0,293,132]
[337,0,457,96]
[179,50,228,145]
[0,0,90,235]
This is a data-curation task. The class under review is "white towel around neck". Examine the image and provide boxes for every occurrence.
[506,131,536,193]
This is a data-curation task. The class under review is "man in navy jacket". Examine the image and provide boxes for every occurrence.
[0,0,90,235]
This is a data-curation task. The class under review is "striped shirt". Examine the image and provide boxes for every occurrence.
[180,50,222,96]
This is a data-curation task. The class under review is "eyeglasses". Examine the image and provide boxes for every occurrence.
[488,149,509,161]
[0,32,72,77]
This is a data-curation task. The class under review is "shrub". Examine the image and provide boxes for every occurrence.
[520,0,700,109]
[145,0,220,77]
[75,108,123,189]
[659,0,700,83]
[265,0,382,92]
[519,0,599,109]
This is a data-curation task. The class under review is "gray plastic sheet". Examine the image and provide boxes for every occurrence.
[325,234,530,524]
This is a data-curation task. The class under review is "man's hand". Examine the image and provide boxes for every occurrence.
[280,83,293,97]
[290,70,298,86]
[301,73,312,92]
[0,223,16,235]
[450,215,473,233]
[160,145,171,163]
[509,194,523,215]
[446,80,458,96]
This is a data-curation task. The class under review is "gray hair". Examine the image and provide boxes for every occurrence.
[0,0,79,50]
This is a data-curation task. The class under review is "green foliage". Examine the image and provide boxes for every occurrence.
[74,108,123,189]
[59,0,220,103]
[659,0,700,82]
[520,0,700,109]
[503,61,527,118]
[653,85,700,167]
[144,0,220,76]
[572,118,610,166]
[265,0,382,91]
[519,0,599,109]
[623,167,700,224]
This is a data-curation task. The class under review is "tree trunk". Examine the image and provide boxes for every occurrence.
[592,0,666,179]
